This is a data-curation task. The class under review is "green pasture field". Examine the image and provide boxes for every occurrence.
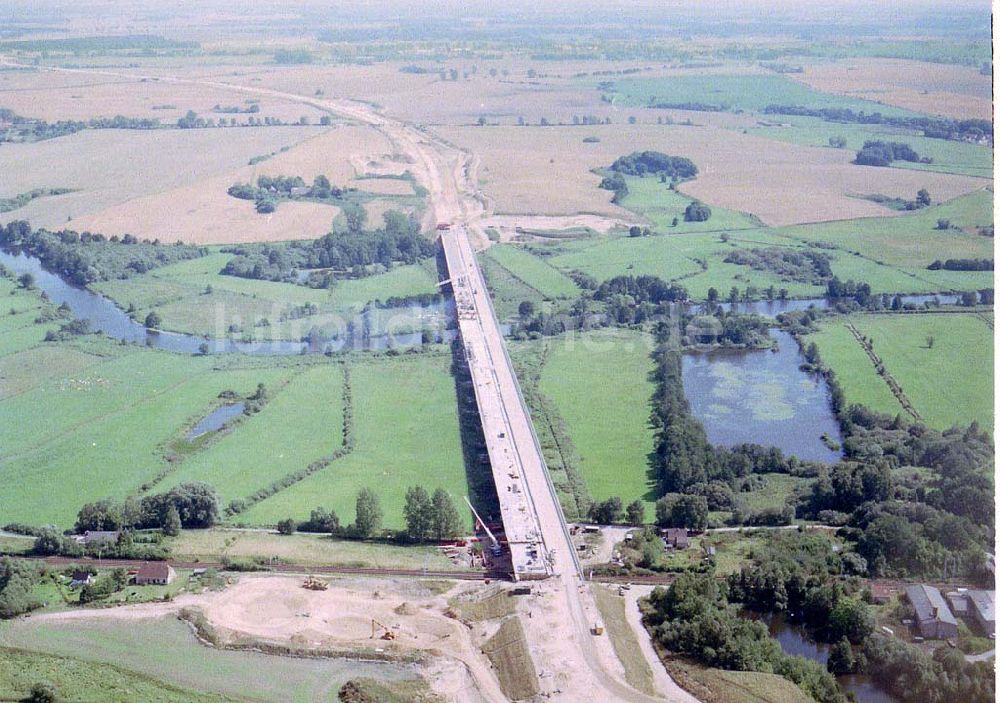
[482,244,581,299]
[0,617,419,703]
[619,175,762,233]
[773,189,994,270]
[168,529,463,570]
[95,254,439,340]
[843,313,993,430]
[534,230,827,299]
[0,344,300,527]
[609,73,921,117]
[479,250,547,319]
[534,190,992,300]
[0,647,237,703]
[806,321,905,418]
[237,353,471,531]
[736,474,812,515]
[0,345,104,400]
[537,328,658,511]
[0,276,60,356]
[161,364,346,505]
[747,117,993,179]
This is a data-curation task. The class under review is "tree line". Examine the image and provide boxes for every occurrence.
[279,486,465,543]
[762,105,992,145]
[220,210,434,285]
[610,151,698,179]
[0,221,206,286]
[927,258,992,271]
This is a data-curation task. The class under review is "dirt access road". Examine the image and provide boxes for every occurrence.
[6,57,692,703]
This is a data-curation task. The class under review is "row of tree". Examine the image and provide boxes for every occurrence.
[220,210,434,285]
[279,487,466,543]
[762,105,992,145]
[0,221,206,286]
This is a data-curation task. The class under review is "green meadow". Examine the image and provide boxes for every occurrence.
[809,312,993,431]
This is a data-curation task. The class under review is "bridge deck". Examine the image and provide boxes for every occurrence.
[440,228,551,580]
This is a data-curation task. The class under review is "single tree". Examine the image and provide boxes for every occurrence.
[276,518,297,535]
[144,311,162,329]
[431,489,463,540]
[17,273,34,289]
[404,486,434,541]
[827,637,855,675]
[162,504,182,536]
[518,300,535,318]
[625,500,645,526]
[355,488,383,538]
[916,188,931,207]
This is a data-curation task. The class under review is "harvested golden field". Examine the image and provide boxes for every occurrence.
[67,172,337,245]
[0,67,327,123]
[221,61,759,128]
[437,124,989,226]
[794,59,993,120]
[18,124,413,243]
[0,126,322,230]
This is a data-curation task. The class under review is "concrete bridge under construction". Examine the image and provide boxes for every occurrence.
[439,226,581,582]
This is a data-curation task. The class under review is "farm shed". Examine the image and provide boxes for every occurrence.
[905,584,958,639]
[134,562,176,586]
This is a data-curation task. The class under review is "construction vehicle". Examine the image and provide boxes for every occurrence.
[371,619,397,640]
[591,623,604,636]
[465,496,503,557]
[302,576,328,591]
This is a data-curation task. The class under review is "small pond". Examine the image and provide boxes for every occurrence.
[682,329,842,463]
[187,402,246,440]
[756,612,900,703]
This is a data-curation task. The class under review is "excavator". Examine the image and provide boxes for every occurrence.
[371,618,397,640]
[301,576,328,591]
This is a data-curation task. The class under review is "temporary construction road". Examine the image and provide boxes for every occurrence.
[7,57,698,703]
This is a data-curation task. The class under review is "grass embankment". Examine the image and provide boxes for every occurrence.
[94,253,440,340]
[591,586,658,696]
[169,529,462,571]
[447,589,518,622]
[0,647,238,703]
[809,312,993,431]
[662,656,816,703]
[0,616,420,703]
[480,616,540,701]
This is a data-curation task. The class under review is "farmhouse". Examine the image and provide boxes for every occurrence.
[662,528,690,550]
[967,590,995,635]
[134,562,176,586]
[906,584,958,639]
[69,570,93,588]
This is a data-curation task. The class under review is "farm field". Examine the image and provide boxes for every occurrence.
[481,244,581,300]
[791,58,993,120]
[238,353,472,531]
[168,529,464,570]
[438,123,986,226]
[94,254,439,340]
[535,328,658,511]
[0,126,323,231]
[64,125,420,245]
[811,313,993,431]
[806,322,905,418]
[0,339,303,527]
[618,175,762,233]
[747,117,993,179]
[0,616,420,703]
[609,72,923,117]
[160,364,347,509]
